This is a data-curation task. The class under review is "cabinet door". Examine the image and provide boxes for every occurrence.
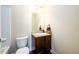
[35,37,44,53]
[45,35,51,50]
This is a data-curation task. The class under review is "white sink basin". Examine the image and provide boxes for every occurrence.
[33,33,50,37]
[35,33,47,36]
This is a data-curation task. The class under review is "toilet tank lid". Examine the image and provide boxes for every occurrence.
[16,36,28,40]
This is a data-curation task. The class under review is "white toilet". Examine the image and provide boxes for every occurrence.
[16,36,29,54]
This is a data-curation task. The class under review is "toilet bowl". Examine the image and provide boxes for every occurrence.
[16,47,29,54]
[16,36,29,54]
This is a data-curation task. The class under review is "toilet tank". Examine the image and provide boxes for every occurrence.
[16,36,28,48]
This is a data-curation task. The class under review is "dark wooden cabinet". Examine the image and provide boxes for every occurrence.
[32,34,51,53]
[35,36,45,53]
[45,35,51,50]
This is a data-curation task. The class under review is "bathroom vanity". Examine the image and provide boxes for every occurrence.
[32,33,51,54]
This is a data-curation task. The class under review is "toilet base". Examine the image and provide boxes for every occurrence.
[16,47,29,54]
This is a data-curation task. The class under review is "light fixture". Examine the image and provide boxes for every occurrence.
[32,5,43,13]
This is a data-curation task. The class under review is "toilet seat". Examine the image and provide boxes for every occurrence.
[16,47,29,54]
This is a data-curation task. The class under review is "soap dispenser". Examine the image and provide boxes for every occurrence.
[39,25,45,32]
[46,24,51,34]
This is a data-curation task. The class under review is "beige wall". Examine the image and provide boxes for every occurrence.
[32,13,40,33]
[33,5,79,53]
[0,6,1,37]
[10,6,32,52]
[1,5,11,47]
[32,6,51,33]
[51,6,79,53]
[32,13,37,33]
